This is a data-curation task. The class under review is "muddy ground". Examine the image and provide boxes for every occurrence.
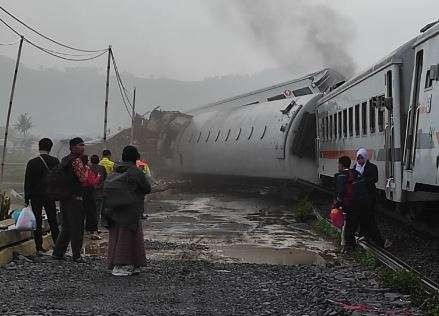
[0,182,421,315]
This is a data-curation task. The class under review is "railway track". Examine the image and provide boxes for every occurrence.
[312,207,439,295]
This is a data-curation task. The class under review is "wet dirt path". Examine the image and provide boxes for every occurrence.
[139,189,336,265]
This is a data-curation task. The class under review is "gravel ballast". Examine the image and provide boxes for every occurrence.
[0,255,419,315]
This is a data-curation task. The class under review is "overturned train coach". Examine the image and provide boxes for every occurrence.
[155,21,439,212]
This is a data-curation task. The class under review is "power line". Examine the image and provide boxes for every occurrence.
[0,5,107,53]
[111,55,133,119]
[110,50,133,108]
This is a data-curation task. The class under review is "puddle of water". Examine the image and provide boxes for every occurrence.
[214,245,326,266]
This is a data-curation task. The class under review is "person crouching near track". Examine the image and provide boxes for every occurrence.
[105,145,151,276]
[334,156,356,253]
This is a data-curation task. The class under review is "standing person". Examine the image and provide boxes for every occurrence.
[334,156,356,252]
[351,148,387,248]
[52,137,88,262]
[106,145,151,276]
[99,149,114,174]
[80,155,100,240]
[90,154,107,231]
[24,138,60,254]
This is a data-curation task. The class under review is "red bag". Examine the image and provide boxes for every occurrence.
[330,207,344,229]
[83,169,102,188]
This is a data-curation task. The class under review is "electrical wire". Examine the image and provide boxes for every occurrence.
[110,50,133,109]
[25,38,108,61]
[110,52,133,119]
[0,5,107,53]
[0,39,20,46]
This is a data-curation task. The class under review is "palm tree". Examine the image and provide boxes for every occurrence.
[14,113,33,136]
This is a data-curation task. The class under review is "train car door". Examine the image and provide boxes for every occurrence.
[275,100,301,159]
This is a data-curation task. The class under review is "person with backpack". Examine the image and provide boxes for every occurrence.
[105,145,151,276]
[24,138,60,254]
[352,148,388,248]
[52,137,89,262]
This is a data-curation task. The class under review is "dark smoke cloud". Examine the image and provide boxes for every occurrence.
[207,0,356,78]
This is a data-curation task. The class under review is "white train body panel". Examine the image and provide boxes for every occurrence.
[403,24,439,196]
[174,94,321,182]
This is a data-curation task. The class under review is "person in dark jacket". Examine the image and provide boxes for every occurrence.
[106,145,151,276]
[24,138,60,254]
[52,137,88,262]
[351,148,386,248]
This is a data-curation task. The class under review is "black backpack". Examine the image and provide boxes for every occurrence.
[103,171,138,208]
[46,163,71,201]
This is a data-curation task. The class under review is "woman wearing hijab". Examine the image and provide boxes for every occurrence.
[106,145,151,276]
[349,148,386,249]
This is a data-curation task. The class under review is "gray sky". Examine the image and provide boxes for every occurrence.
[0,0,438,80]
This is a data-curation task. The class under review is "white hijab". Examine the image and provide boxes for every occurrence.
[355,148,368,175]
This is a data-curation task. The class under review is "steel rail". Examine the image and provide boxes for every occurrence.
[312,207,439,294]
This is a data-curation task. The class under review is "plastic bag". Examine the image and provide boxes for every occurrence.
[15,206,36,231]
[330,207,344,229]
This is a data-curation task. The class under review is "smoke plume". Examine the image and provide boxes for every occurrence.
[207,0,356,78]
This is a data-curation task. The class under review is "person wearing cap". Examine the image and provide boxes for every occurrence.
[24,138,60,255]
[52,137,88,262]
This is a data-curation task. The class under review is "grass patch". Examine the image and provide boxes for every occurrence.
[313,218,340,240]
[294,196,314,222]
[353,249,380,269]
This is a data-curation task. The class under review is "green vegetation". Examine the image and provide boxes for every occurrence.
[294,196,314,222]
[353,249,380,269]
[313,218,340,240]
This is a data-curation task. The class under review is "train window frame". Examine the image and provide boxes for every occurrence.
[354,104,360,137]
[338,112,342,138]
[215,129,220,142]
[235,128,242,141]
[248,126,254,140]
[325,116,329,141]
[205,130,211,142]
[361,102,367,136]
[348,107,353,137]
[343,109,347,138]
[369,101,376,134]
[224,129,231,142]
[196,131,202,143]
[425,69,434,90]
[329,115,333,140]
[333,113,337,139]
[378,108,385,133]
[260,125,267,139]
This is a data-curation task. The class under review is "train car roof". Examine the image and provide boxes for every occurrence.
[317,36,419,106]
[414,20,439,46]
[189,68,344,113]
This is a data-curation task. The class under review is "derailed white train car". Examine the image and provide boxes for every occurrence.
[161,69,345,182]
[316,22,439,211]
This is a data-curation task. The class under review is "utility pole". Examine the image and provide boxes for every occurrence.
[0,36,24,191]
[103,45,111,148]
[130,87,136,145]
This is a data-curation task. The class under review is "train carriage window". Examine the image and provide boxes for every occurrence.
[325,116,329,141]
[343,109,347,138]
[260,125,267,139]
[224,129,231,142]
[267,94,286,101]
[196,131,202,143]
[235,128,242,141]
[369,101,376,133]
[248,126,254,140]
[319,119,323,139]
[329,115,333,140]
[425,69,434,89]
[338,112,342,138]
[188,133,194,143]
[361,102,367,136]
[378,109,385,132]
[333,114,337,139]
[355,104,360,136]
[205,130,211,142]
[215,129,221,142]
[348,107,353,137]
